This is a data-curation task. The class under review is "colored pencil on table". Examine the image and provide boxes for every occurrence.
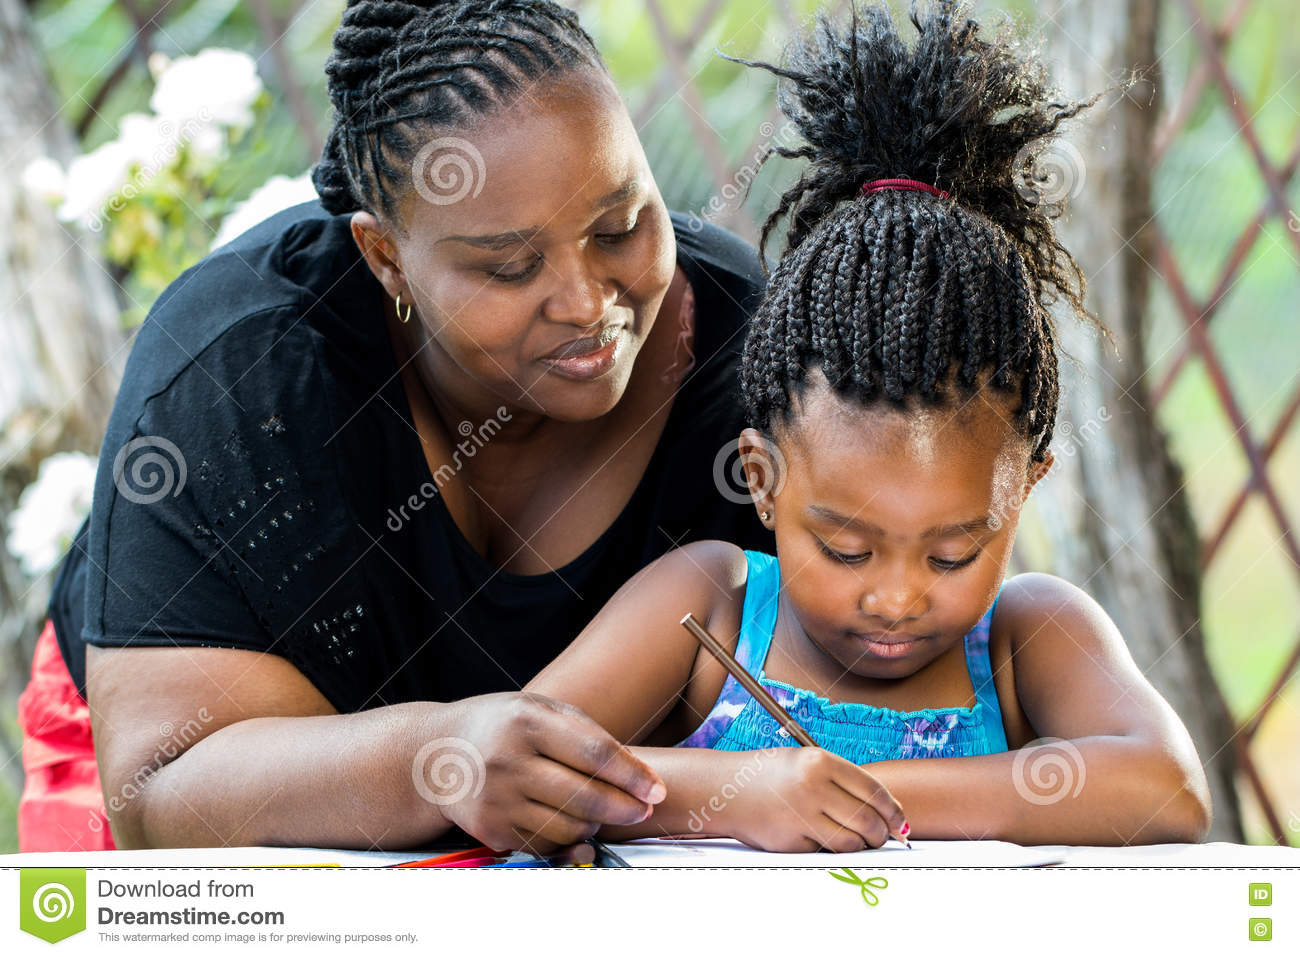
[389,845,498,867]
[679,613,912,849]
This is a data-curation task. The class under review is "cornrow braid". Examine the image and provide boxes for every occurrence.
[738,1,1107,464]
[313,0,605,220]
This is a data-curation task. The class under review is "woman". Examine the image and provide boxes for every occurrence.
[22,0,771,853]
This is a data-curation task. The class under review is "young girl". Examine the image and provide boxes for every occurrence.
[525,1,1212,852]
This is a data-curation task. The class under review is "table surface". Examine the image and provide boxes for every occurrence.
[3,838,1298,868]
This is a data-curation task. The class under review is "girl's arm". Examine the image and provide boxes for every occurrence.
[863,573,1213,845]
[527,541,908,851]
[526,539,748,745]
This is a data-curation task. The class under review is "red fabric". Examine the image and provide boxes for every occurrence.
[17,620,115,851]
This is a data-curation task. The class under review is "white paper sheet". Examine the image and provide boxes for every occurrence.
[1024,841,1300,867]
[5,839,1297,869]
[609,836,1068,867]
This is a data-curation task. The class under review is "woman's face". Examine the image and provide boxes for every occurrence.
[750,372,1051,682]
[355,68,677,424]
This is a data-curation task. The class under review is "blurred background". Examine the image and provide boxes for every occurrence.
[0,0,1296,852]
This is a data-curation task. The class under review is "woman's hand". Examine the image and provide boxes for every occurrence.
[434,692,667,854]
[89,646,664,852]
[726,747,907,853]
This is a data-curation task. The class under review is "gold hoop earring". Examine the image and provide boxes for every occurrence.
[395,293,413,324]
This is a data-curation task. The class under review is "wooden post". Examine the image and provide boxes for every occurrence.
[1032,0,1243,840]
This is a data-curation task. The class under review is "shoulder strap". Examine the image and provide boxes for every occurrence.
[963,582,1010,753]
[735,550,780,673]
[674,550,781,750]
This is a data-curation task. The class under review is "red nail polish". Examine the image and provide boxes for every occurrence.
[899,821,910,837]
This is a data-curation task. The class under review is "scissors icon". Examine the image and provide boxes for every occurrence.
[828,868,889,906]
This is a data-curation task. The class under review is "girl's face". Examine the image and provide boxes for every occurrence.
[746,371,1052,682]
[353,68,676,423]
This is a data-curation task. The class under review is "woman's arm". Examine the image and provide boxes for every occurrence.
[88,645,664,851]
[864,573,1213,845]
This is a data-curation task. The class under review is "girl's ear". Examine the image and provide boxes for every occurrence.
[351,211,405,300]
[1024,450,1054,495]
[736,428,784,529]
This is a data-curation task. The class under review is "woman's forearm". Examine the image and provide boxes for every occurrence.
[865,735,1212,846]
[127,702,456,850]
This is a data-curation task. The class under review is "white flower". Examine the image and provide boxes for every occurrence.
[187,123,228,163]
[116,112,180,172]
[212,173,318,250]
[22,157,66,205]
[147,51,171,81]
[150,48,263,131]
[57,139,133,229]
[5,452,98,578]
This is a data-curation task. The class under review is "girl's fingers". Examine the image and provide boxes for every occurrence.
[832,764,907,838]
[520,760,653,827]
[529,698,667,805]
[823,785,891,849]
[808,812,871,853]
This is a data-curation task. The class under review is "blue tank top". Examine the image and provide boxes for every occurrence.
[677,550,1009,762]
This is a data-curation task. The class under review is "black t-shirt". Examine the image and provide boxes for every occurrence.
[49,201,773,713]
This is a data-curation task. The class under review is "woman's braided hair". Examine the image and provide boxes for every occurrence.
[312,0,605,221]
[739,1,1103,464]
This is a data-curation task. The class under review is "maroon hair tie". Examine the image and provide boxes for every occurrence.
[861,178,950,200]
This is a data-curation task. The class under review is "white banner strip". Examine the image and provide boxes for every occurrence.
[3,864,1295,955]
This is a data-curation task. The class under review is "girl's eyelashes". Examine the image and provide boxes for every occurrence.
[930,552,980,572]
[816,537,981,571]
[817,540,870,565]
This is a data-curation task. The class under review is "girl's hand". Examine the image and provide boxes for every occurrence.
[727,747,907,853]
[435,692,667,854]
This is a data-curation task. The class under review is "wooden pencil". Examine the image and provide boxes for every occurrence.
[680,612,912,849]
